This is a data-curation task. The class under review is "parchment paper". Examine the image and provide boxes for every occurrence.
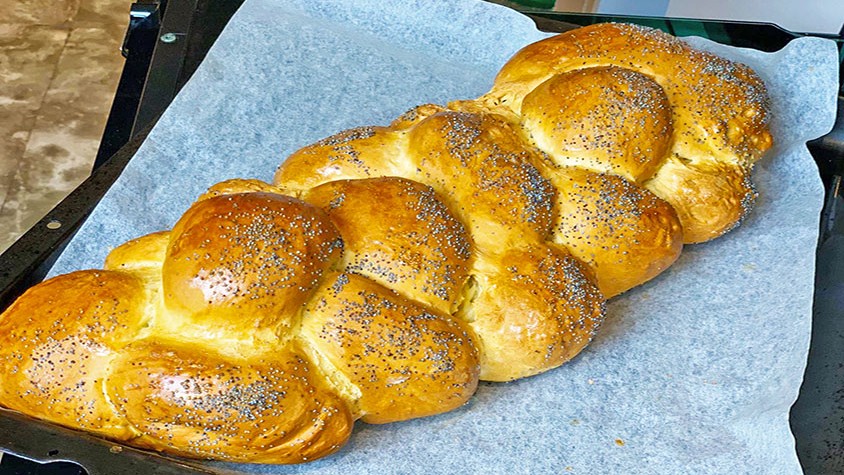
[48,1,839,473]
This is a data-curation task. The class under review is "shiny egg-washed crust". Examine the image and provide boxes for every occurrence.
[546,168,683,298]
[279,108,609,381]
[0,185,480,463]
[108,340,355,463]
[488,22,773,243]
[301,177,472,314]
[0,270,146,440]
[301,271,480,423]
[0,23,773,463]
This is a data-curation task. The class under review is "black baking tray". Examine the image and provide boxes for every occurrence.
[1,4,842,474]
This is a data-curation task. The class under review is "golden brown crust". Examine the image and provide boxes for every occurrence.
[104,231,170,273]
[644,156,756,243]
[521,66,673,183]
[0,23,774,463]
[493,23,772,162]
[0,270,144,439]
[404,110,555,250]
[302,177,472,314]
[390,103,447,130]
[489,22,772,241]
[106,340,353,463]
[274,126,405,193]
[547,168,683,297]
[463,245,605,382]
[197,178,289,201]
[162,192,343,345]
[301,272,480,423]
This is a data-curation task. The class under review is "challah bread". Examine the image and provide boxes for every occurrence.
[300,177,472,314]
[486,22,773,243]
[0,22,773,463]
[0,270,145,441]
[0,179,480,463]
[277,107,607,380]
[544,167,683,298]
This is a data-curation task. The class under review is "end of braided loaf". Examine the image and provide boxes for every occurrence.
[0,23,772,463]
[487,22,772,243]
[0,181,481,462]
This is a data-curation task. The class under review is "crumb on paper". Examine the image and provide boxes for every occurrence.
[742,262,757,272]
[570,419,581,426]
[615,438,625,447]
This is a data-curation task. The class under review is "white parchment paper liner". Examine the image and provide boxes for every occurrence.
[48,1,839,473]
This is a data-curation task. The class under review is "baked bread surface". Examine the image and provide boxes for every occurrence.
[0,23,772,463]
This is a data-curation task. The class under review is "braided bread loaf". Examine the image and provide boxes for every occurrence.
[0,23,772,464]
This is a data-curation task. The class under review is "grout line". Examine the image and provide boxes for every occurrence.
[26,26,72,137]
[0,25,72,221]
[0,26,72,217]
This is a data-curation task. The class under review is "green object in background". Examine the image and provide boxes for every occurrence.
[510,0,555,8]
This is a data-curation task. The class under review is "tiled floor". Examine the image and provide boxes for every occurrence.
[0,0,130,253]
